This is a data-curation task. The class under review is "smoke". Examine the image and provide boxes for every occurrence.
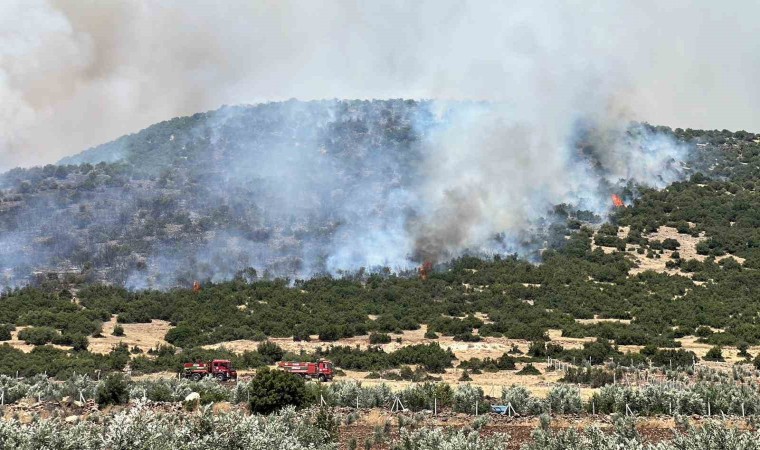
[2,0,760,171]
[0,1,754,286]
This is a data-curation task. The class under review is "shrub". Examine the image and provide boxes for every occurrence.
[501,386,545,415]
[546,385,582,414]
[71,334,89,352]
[318,326,341,342]
[0,324,13,341]
[453,384,484,414]
[369,333,392,344]
[517,364,541,375]
[496,354,517,370]
[704,346,724,361]
[257,340,285,364]
[112,324,125,336]
[247,367,307,414]
[423,330,438,339]
[392,428,507,450]
[96,373,130,406]
[453,333,481,342]
[18,326,58,345]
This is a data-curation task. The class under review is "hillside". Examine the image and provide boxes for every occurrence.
[0,118,757,376]
[1,99,727,289]
[1,100,429,288]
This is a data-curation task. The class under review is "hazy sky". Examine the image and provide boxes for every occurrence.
[2,0,759,169]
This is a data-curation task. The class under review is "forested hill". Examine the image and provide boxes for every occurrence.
[0,100,429,288]
[0,99,758,290]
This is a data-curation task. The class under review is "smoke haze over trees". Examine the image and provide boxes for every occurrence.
[0,99,698,288]
[1,2,760,288]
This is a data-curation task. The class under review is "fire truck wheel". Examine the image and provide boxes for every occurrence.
[318,374,326,382]
[191,373,201,381]
[216,373,226,381]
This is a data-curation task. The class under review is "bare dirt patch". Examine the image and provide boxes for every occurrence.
[2,326,70,353]
[204,324,537,362]
[89,315,171,354]
[575,316,632,325]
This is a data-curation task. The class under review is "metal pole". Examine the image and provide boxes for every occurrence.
[475,400,478,416]
[434,397,437,416]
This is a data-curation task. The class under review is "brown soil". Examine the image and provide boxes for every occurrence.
[88,315,171,354]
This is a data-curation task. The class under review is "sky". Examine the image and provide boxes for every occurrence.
[2,0,760,170]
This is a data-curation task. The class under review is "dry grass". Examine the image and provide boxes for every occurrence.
[2,326,69,353]
[575,316,632,325]
[204,324,539,362]
[592,225,745,277]
[88,315,171,354]
[338,361,599,399]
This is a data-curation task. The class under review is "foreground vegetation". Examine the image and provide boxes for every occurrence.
[0,402,758,450]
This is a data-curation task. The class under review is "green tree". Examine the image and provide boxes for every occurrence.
[704,346,724,362]
[247,367,307,414]
[96,373,130,406]
[257,340,285,364]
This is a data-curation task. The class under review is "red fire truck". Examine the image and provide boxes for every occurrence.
[277,359,334,381]
[182,359,238,381]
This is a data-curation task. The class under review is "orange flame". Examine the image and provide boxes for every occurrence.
[418,261,433,281]
[192,280,201,293]
[611,194,624,208]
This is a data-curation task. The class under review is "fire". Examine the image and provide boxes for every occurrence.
[192,280,201,293]
[611,194,625,208]
[418,261,433,281]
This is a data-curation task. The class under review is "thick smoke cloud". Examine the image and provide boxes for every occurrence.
[2,0,760,171]
[0,1,756,286]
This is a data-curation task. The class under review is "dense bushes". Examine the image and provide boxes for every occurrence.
[18,327,58,345]
[369,333,392,344]
[247,367,307,414]
[96,373,130,406]
[0,324,13,341]
[0,404,336,450]
[0,127,758,374]
[318,343,455,373]
[560,367,620,388]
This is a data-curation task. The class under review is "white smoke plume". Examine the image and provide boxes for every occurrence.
[2,0,760,170]
[0,1,757,285]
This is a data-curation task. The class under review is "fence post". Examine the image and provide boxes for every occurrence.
[475,399,478,416]
[434,397,437,416]
[356,396,359,410]
[1,389,4,406]
[742,403,745,417]
[592,401,595,415]
[707,400,711,416]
